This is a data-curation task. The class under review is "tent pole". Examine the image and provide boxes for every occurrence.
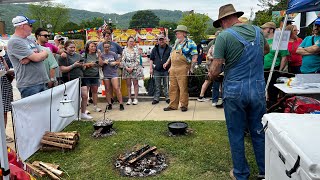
[265,15,289,97]
[0,78,10,180]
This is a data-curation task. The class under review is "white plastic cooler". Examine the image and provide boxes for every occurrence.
[262,113,320,180]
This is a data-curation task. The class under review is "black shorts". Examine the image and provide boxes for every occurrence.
[82,77,100,86]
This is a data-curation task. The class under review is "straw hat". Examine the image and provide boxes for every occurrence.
[260,22,276,29]
[213,4,244,28]
[238,17,249,24]
[173,25,189,34]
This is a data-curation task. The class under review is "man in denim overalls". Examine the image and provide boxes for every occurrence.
[210,4,270,180]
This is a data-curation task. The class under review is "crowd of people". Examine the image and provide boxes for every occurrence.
[1,4,320,179]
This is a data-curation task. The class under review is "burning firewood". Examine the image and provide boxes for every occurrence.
[115,144,167,177]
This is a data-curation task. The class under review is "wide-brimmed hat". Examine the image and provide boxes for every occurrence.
[213,4,244,28]
[173,25,189,34]
[260,22,276,29]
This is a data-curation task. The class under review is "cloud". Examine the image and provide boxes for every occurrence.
[53,0,262,20]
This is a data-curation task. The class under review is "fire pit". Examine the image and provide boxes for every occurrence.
[114,144,167,177]
[92,119,116,138]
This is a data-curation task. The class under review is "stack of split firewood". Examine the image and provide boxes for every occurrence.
[26,161,63,180]
[40,131,80,151]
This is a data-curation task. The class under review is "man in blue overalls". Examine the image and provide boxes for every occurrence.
[209,4,270,180]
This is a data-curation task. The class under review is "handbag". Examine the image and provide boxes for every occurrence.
[147,75,155,96]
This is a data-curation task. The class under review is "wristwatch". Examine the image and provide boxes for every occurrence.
[50,78,56,82]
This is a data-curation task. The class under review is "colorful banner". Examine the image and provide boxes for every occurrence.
[115,27,167,47]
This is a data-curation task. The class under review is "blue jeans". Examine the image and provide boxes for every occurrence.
[212,81,221,103]
[18,83,47,98]
[153,70,169,101]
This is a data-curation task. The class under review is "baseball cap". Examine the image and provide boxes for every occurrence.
[158,34,165,40]
[260,22,276,29]
[315,17,320,26]
[54,35,64,41]
[12,15,36,27]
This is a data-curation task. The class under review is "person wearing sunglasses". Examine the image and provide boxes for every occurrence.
[7,15,49,98]
[35,28,59,88]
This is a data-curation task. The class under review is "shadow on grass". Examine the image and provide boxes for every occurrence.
[28,121,259,180]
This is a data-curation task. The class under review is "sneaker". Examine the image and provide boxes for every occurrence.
[81,113,93,120]
[120,104,124,111]
[6,135,13,143]
[107,104,112,110]
[126,99,132,105]
[152,100,159,105]
[133,98,138,105]
[229,169,236,180]
[166,99,170,104]
[212,102,217,107]
[257,174,265,180]
[216,103,224,108]
[197,97,207,102]
[93,106,102,112]
[85,110,91,114]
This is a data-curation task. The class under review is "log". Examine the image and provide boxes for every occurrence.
[128,146,157,164]
[40,146,67,151]
[44,131,79,140]
[33,161,59,169]
[38,166,61,180]
[39,161,63,176]
[26,163,46,177]
[42,136,76,145]
[41,139,73,149]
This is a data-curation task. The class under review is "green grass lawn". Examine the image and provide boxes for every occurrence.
[28,121,259,180]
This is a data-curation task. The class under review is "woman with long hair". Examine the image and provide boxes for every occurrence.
[58,40,92,120]
[99,41,124,111]
[83,41,101,112]
[286,25,302,74]
[121,37,143,105]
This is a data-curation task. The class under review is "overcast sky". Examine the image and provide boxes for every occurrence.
[53,0,263,20]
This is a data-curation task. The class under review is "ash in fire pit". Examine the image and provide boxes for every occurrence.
[114,145,167,177]
[92,119,116,138]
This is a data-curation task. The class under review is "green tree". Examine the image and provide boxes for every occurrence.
[179,12,210,44]
[28,2,69,33]
[252,10,272,26]
[129,10,160,29]
[159,21,177,44]
[80,17,104,29]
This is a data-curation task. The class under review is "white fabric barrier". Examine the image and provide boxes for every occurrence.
[11,79,80,161]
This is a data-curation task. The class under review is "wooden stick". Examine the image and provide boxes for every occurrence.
[40,146,67,151]
[32,161,59,169]
[39,162,63,176]
[44,131,79,140]
[26,163,46,177]
[42,136,76,145]
[38,165,61,180]
[128,146,157,164]
[41,139,73,149]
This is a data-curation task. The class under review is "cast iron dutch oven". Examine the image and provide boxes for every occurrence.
[168,122,188,135]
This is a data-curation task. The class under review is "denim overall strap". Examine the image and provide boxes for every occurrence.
[223,26,266,180]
